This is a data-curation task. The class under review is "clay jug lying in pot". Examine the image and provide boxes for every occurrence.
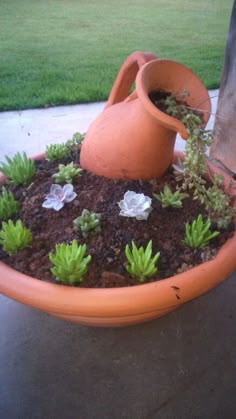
[80,51,211,180]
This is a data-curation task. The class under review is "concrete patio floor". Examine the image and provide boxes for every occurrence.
[1,274,236,419]
[1,91,236,419]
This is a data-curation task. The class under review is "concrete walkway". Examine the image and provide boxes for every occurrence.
[0,90,218,159]
[1,91,236,419]
[0,102,105,159]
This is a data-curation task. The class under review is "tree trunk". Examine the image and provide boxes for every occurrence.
[210,1,236,175]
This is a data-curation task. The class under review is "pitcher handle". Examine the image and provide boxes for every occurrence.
[105,51,157,109]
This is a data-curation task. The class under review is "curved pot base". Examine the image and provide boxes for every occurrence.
[49,306,179,327]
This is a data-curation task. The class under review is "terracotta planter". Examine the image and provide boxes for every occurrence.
[80,51,211,180]
[0,153,235,327]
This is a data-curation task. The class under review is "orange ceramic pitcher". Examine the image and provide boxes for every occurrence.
[80,51,211,180]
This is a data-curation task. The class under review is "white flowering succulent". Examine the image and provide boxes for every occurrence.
[42,184,77,211]
[118,191,152,220]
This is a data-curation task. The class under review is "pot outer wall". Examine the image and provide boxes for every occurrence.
[0,153,235,327]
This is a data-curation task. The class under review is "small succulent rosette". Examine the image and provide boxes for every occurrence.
[42,184,77,211]
[118,191,152,220]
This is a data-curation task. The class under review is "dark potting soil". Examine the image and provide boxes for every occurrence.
[0,150,234,288]
[149,89,173,112]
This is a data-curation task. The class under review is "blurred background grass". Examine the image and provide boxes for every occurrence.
[0,0,232,110]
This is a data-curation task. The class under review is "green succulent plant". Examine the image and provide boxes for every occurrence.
[0,187,19,220]
[45,143,70,161]
[0,152,35,186]
[153,184,189,208]
[49,240,91,284]
[0,219,32,254]
[73,209,101,238]
[125,240,160,282]
[66,132,85,148]
[52,162,83,184]
[183,214,220,249]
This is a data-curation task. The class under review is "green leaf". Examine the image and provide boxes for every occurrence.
[49,240,91,284]
[183,214,220,249]
[125,240,160,282]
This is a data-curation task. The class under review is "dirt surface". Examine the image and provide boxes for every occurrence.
[0,150,234,288]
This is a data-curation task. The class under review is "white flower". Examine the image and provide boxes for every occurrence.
[42,184,77,211]
[118,191,152,220]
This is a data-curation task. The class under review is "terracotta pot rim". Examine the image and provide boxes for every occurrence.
[0,233,235,317]
[0,230,235,288]
[135,58,211,139]
[0,151,235,319]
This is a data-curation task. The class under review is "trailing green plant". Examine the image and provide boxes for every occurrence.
[183,214,219,249]
[45,143,71,161]
[181,128,235,228]
[153,184,188,208]
[199,176,234,229]
[0,152,35,186]
[164,91,235,228]
[125,240,160,282]
[0,219,32,254]
[52,162,83,184]
[49,240,91,285]
[160,89,202,131]
[73,209,101,238]
[0,187,19,220]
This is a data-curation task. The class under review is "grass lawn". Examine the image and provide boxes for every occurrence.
[0,0,232,111]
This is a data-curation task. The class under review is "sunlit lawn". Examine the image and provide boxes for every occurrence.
[0,0,232,110]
